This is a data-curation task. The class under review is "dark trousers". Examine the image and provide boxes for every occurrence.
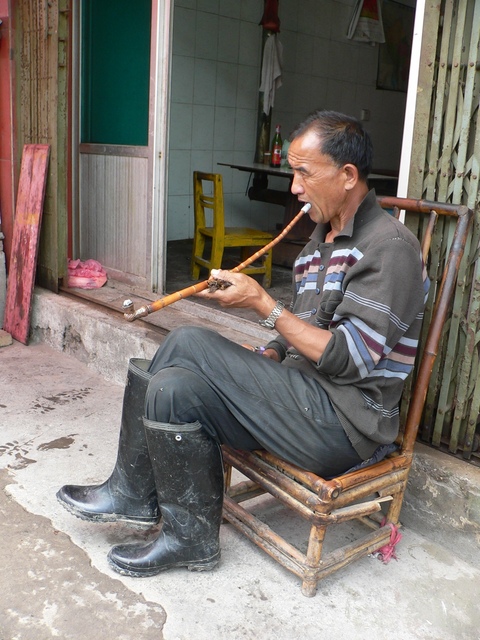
[146,326,362,477]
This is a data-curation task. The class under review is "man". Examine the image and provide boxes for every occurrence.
[57,110,428,578]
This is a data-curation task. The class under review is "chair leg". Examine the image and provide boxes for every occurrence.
[191,233,206,280]
[209,234,224,271]
[223,461,232,491]
[262,249,272,288]
[240,247,256,262]
[191,262,200,280]
[301,523,327,597]
[383,482,407,525]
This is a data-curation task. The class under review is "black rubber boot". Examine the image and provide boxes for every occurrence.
[107,419,224,576]
[56,359,159,528]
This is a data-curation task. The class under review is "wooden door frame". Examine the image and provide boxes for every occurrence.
[150,0,173,294]
[70,0,173,293]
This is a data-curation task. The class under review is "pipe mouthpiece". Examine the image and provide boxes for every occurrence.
[301,203,312,213]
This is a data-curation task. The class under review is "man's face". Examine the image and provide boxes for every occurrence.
[288,130,348,225]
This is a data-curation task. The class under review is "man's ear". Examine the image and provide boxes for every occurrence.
[343,163,359,191]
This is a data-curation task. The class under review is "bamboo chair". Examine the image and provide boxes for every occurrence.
[191,171,274,287]
[222,197,472,597]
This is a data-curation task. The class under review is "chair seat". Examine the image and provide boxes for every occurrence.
[199,226,273,245]
[223,446,410,514]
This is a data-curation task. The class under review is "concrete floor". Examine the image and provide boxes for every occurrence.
[2,337,480,640]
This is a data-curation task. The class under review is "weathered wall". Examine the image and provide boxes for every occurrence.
[0,0,14,266]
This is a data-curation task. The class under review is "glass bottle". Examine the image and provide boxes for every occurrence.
[270,124,282,168]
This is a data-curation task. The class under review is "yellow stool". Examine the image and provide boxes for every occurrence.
[191,172,273,287]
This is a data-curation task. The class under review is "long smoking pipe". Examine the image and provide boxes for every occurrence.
[123,202,312,322]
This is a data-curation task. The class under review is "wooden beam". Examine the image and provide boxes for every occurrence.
[3,144,50,344]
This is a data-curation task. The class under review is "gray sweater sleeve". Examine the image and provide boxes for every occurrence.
[316,235,426,384]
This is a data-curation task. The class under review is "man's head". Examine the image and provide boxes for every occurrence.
[287,111,373,230]
[290,110,373,181]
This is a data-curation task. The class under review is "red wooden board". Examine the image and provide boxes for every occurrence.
[3,144,50,344]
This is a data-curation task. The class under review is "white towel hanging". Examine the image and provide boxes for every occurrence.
[259,34,283,115]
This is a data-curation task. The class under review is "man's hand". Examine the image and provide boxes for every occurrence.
[198,269,271,310]
[241,344,281,362]
[200,270,332,363]
[261,348,281,361]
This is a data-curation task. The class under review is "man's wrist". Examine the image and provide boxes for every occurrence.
[259,300,285,329]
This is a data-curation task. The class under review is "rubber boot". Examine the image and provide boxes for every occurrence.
[107,419,224,576]
[56,359,159,527]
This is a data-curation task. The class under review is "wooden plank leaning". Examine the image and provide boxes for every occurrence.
[3,144,50,344]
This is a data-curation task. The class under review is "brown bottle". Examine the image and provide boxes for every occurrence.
[270,124,282,168]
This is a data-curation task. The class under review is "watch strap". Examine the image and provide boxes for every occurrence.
[259,300,285,329]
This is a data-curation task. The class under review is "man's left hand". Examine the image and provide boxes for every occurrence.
[198,269,266,309]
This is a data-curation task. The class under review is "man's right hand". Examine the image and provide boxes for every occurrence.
[262,348,280,362]
[241,344,280,361]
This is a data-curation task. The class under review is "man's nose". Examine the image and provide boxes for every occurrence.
[290,175,304,195]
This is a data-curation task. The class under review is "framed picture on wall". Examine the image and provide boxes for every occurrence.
[376,0,415,92]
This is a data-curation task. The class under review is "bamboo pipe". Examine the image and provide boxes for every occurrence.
[123,202,312,321]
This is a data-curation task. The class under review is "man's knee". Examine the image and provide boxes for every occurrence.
[160,325,215,351]
[150,326,220,373]
[145,367,207,423]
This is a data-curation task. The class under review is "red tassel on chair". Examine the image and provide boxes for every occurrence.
[376,518,402,563]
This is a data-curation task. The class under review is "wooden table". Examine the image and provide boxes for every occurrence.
[217,161,293,207]
[218,161,399,205]
[217,160,293,178]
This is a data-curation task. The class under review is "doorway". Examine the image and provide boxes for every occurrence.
[71,0,170,292]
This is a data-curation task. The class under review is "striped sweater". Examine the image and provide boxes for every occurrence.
[266,190,429,459]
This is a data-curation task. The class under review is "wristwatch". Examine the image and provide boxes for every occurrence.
[259,300,285,329]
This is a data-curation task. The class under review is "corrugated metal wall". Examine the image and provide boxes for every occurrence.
[408,0,480,464]
[79,151,149,284]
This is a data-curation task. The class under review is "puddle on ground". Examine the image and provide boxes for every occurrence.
[31,389,93,414]
[12,453,37,469]
[37,435,77,451]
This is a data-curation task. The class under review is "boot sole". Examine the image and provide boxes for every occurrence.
[107,553,220,577]
[56,493,159,530]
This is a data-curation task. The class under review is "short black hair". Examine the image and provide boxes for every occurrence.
[290,110,373,181]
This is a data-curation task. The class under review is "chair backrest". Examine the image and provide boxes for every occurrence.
[377,196,472,459]
[193,171,225,233]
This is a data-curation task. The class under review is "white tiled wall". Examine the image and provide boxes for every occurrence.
[167,0,410,240]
